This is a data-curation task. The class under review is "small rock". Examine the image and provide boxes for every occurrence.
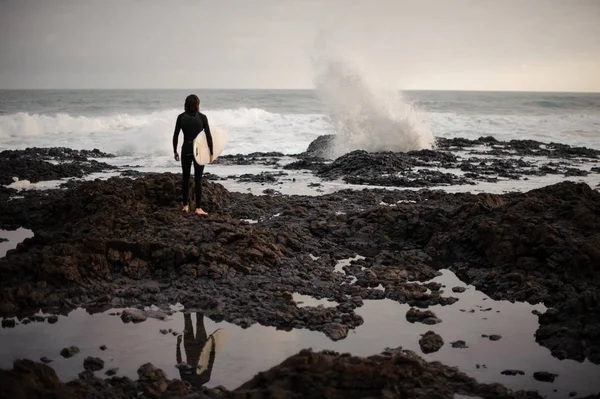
[533,371,558,383]
[60,346,80,358]
[47,315,58,324]
[40,356,53,364]
[324,323,348,341]
[99,345,107,351]
[160,329,169,335]
[489,334,502,341]
[451,340,468,349]
[1,319,16,328]
[84,356,104,371]
[452,286,466,293]
[105,368,119,376]
[406,308,441,324]
[121,309,147,323]
[501,369,525,376]
[419,331,444,354]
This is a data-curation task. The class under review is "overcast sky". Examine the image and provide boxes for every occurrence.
[1,0,599,91]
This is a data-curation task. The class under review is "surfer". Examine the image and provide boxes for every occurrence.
[173,94,214,215]
[176,313,216,388]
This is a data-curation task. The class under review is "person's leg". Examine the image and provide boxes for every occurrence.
[181,153,193,211]
[193,160,206,215]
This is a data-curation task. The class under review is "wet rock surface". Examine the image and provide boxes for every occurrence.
[418,330,444,353]
[0,350,544,399]
[0,168,599,366]
[284,135,600,188]
[0,147,117,185]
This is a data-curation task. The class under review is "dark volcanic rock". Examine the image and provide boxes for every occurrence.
[283,157,326,171]
[83,357,104,371]
[60,346,80,358]
[451,340,469,349]
[215,152,284,166]
[501,369,525,376]
[419,330,444,353]
[304,134,336,159]
[406,308,441,324]
[1,319,16,328]
[533,371,558,383]
[0,351,542,399]
[317,150,411,181]
[1,169,599,365]
[236,171,287,184]
[425,181,600,364]
[230,348,540,399]
[0,147,117,185]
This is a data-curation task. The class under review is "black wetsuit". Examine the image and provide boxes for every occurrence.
[176,313,215,388]
[172,111,214,206]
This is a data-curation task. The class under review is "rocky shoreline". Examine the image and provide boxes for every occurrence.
[1,348,552,399]
[1,138,600,397]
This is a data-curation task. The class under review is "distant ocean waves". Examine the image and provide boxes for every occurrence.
[0,102,600,157]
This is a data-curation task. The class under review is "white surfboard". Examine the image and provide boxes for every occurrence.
[196,328,229,375]
[193,127,228,165]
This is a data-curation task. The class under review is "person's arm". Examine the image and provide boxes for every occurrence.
[173,114,182,160]
[202,114,214,157]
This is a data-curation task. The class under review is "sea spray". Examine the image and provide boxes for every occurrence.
[314,56,434,158]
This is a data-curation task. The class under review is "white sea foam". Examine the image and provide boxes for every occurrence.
[313,52,434,158]
[0,108,330,157]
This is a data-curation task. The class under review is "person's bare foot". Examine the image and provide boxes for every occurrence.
[195,208,208,216]
[182,205,189,213]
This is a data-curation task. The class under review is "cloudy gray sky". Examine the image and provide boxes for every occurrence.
[1,0,599,91]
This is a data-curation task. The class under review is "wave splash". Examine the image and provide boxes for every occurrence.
[313,55,434,158]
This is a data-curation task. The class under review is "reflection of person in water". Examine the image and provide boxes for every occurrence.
[176,313,215,387]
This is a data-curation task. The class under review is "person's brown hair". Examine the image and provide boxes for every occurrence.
[184,94,200,113]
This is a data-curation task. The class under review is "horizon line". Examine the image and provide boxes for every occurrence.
[1,88,600,94]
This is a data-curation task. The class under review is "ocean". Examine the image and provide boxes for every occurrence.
[1,90,599,169]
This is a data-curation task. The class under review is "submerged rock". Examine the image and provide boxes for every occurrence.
[59,346,80,358]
